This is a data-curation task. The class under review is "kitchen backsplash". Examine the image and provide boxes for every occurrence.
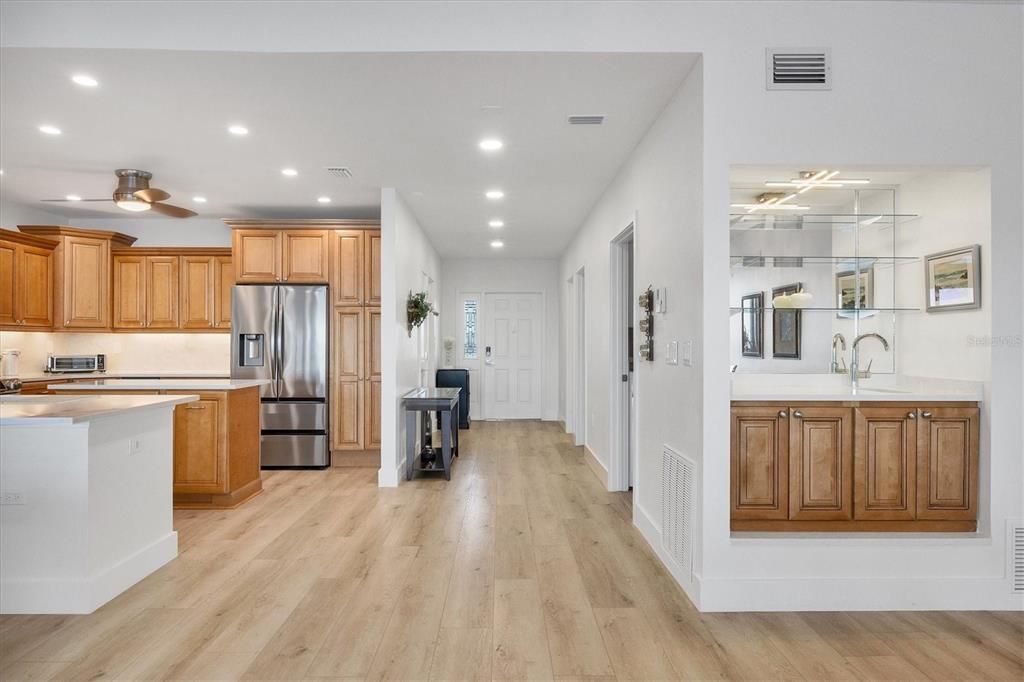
[0,331,230,376]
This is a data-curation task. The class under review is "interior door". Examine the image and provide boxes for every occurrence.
[483,292,543,419]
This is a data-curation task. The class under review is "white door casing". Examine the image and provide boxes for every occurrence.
[483,292,543,419]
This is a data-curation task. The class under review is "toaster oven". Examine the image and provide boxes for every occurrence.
[45,354,106,373]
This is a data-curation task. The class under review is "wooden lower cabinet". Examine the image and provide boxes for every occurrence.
[166,388,262,509]
[731,401,979,532]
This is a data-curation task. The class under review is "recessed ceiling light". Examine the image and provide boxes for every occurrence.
[65,194,82,201]
[228,125,249,136]
[479,138,503,151]
[485,189,504,200]
[281,168,298,177]
[71,74,98,87]
[490,240,504,249]
[192,196,207,203]
[38,125,61,135]
[488,220,504,228]
[317,196,331,204]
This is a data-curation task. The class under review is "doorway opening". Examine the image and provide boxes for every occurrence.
[609,221,636,492]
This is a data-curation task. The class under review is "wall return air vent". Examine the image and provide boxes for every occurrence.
[766,48,831,90]
[568,115,605,125]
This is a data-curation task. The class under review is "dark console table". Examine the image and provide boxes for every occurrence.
[402,387,461,481]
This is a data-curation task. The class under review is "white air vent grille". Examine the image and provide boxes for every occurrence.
[1010,521,1024,593]
[767,48,831,90]
[325,166,353,179]
[661,445,696,582]
[568,115,605,125]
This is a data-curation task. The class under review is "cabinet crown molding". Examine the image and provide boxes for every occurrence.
[112,246,231,256]
[224,219,380,230]
[17,225,137,247]
[0,228,59,250]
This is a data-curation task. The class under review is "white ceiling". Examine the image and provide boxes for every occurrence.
[0,49,697,257]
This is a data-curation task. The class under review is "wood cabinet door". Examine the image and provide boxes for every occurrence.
[112,254,146,329]
[331,230,364,305]
[331,307,364,450]
[173,395,227,494]
[789,406,853,520]
[180,256,214,329]
[0,241,18,326]
[364,230,381,305]
[854,407,917,520]
[18,245,53,328]
[282,230,328,283]
[63,236,109,328]
[214,256,233,329]
[366,307,381,379]
[731,406,789,520]
[233,230,281,282]
[145,256,179,329]
[917,407,979,520]
[365,378,382,450]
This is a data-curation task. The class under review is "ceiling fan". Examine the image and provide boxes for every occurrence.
[41,169,197,218]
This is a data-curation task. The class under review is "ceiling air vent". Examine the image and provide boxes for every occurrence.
[767,48,831,90]
[325,166,353,179]
[568,115,605,125]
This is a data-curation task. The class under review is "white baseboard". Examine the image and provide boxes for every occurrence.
[582,444,608,488]
[633,501,702,607]
[1,531,178,614]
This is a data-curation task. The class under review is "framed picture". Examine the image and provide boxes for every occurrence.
[740,292,764,358]
[835,267,874,318]
[925,244,981,312]
[772,283,801,359]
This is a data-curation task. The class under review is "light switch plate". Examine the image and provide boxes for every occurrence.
[682,340,693,367]
[654,287,668,313]
[665,340,679,365]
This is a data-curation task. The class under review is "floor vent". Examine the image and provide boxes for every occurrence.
[1010,521,1024,593]
[325,166,353,179]
[661,445,696,583]
[568,115,605,125]
[766,48,831,90]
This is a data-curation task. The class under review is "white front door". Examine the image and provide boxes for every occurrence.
[483,292,543,419]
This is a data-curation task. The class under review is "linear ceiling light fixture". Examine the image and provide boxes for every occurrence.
[763,169,871,194]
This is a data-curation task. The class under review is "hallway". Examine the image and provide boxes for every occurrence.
[0,421,1020,680]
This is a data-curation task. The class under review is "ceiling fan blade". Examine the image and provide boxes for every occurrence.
[40,198,112,202]
[134,187,171,203]
[148,202,197,218]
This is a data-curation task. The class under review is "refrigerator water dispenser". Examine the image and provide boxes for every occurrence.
[240,333,265,367]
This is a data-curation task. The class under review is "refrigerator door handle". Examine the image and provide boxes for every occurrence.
[271,286,281,398]
[277,288,286,398]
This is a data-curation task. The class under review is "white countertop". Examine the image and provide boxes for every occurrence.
[49,379,269,392]
[0,394,199,425]
[14,372,230,383]
[730,374,983,402]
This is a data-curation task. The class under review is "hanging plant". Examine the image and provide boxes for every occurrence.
[407,290,438,337]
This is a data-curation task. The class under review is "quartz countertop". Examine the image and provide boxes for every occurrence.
[49,379,269,392]
[15,372,230,383]
[730,374,983,402]
[0,394,199,425]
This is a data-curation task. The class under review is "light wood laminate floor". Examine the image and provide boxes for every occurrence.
[1,421,1021,680]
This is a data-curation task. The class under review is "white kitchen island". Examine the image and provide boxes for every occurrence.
[0,394,197,614]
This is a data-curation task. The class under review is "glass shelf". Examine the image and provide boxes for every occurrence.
[730,255,919,269]
[729,306,919,314]
[729,213,919,231]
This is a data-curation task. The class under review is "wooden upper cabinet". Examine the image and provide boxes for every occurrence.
[62,235,111,329]
[113,255,146,329]
[282,230,329,283]
[214,255,233,329]
[145,256,179,328]
[365,230,381,305]
[18,245,54,328]
[233,230,282,282]
[854,407,917,520]
[789,406,853,520]
[332,230,364,305]
[180,256,215,329]
[0,240,16,326]
[731,406,789,520]
[917,407,979,520]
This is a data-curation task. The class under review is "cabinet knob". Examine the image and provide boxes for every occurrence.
[793,410,804,418]
[921,411,933,418]
[778,410,787,418]
[65,320,70,325]
[908,412,917,419]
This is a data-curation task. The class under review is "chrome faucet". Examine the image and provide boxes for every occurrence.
[850,333,890,389]
[831,333,847,374]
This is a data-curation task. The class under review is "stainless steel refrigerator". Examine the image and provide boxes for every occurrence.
[231,284,329,468]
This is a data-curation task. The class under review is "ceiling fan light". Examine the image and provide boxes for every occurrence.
[116,199,151,212]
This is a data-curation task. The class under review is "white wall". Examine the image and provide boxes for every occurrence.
[379,188,441,487]
[1,200,67,228]
[560,62,704,595]
[67,217,233,247]
[440,258,560,421]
